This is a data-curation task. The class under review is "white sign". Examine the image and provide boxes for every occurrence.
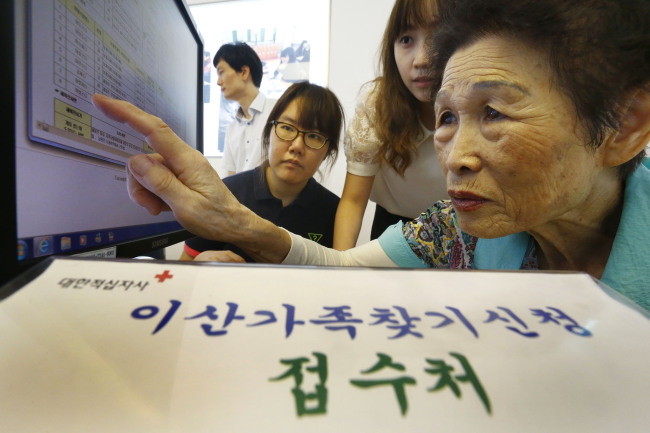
[0,257,648,432]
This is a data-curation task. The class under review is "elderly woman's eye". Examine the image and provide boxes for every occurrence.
[438,111,456,126]
[485,106,505,121]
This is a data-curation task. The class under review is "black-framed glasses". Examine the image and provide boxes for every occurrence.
[271,120,329,150]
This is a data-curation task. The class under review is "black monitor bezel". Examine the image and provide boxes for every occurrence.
[1,0,204,287]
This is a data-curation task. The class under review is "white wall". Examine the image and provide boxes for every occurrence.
[319,0,395,245]
[167,0,395,259]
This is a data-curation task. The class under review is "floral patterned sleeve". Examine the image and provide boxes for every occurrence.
[402,200,478,269]
[344,82,382,176]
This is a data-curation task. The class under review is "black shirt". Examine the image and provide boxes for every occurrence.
[184,166,340,262]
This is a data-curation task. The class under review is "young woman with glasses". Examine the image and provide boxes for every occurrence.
[180,81,343,262]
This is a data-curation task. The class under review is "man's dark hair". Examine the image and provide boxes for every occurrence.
[213,42,263,88]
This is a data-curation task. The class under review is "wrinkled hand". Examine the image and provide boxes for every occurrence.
[91,94,247,242]
[194,250,246,263]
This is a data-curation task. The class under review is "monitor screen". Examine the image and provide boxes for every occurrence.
[1,0,204,286]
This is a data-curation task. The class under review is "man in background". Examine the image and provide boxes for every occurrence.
[214,42,276,176]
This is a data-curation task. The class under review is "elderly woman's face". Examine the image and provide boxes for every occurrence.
[434,36,607,239]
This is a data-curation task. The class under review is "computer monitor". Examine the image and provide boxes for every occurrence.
[1,0,204,286]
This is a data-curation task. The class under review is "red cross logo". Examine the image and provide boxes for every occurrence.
[154,270,173,283]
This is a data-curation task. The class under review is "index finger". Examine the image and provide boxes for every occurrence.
[91,94,194,165]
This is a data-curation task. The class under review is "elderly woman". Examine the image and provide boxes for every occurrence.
[92,0,650,312]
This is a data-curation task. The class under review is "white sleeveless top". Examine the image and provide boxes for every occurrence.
[344,82,447,218]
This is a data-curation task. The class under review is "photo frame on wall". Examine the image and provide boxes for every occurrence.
[189,0,331,156]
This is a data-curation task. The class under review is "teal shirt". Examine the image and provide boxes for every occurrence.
[380,159,650,311]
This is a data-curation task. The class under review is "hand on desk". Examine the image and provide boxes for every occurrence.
[194,250,246,263]
[91,94,291,264]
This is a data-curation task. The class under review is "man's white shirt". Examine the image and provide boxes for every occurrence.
[221,92,276,174]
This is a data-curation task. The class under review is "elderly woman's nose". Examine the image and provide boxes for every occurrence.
[444,128,482,174]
